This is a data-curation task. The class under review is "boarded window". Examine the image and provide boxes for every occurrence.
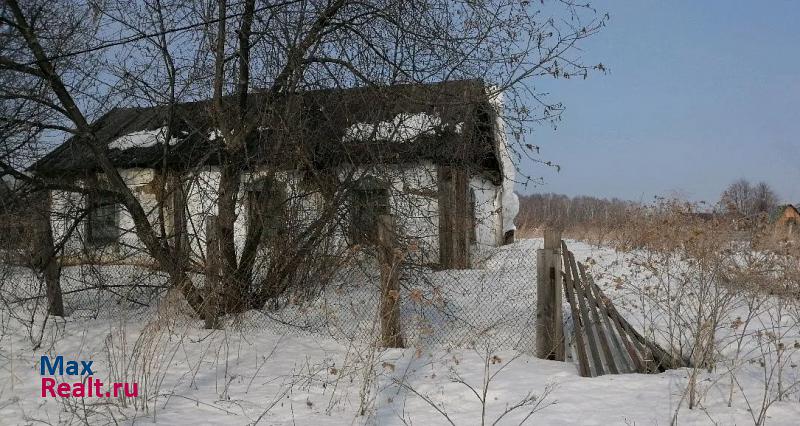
[247,178,288,243]
[86,192,119,246]
[350,178,390,245]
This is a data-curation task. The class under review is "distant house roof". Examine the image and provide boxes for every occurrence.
[30,80,504,183]
[769,204,800,223]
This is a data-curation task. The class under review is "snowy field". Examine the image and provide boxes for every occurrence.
[1,239,800,425]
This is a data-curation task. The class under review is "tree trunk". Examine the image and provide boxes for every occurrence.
[32,194,64,317]
[7,0,205,315]
[378,215,404,348]
[216,160,250,314]
[44,257,64,317]
[204,215,222,329]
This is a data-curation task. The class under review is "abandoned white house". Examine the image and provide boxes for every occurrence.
[31,80,518,270]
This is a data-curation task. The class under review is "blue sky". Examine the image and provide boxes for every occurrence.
[522,1,800,203]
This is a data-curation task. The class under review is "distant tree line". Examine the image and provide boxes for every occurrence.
[516,192,633,231]
[517,178,781,236]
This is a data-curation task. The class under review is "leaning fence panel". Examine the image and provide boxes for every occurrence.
[558,239,690,377]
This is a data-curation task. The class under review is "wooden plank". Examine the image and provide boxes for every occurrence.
[536,229,564,360]
[551,236,564,362]
[603,294,646,373]
[597,283,684,371]
[544,229,561,252]
[437,167,471,269]
[567,251,605,376]
[598,292,647,373]
[628,315,680,370]
[577,262,619,374]
[580,266,636,373]
[561,241,591,377]
[579,272,645,373]
[536,249,553,359]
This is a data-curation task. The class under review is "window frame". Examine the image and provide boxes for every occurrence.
[349,178,390,245]
[85,190,119,247]
[246,177,289,245]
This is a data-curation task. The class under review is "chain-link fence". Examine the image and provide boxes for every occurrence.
[242,242,538,352]
[0,260,169,317]
[0,241,539,352]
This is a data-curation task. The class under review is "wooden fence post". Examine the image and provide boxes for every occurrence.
[204,215,221,329]
[377,214,404,348]
[536,228,564,360]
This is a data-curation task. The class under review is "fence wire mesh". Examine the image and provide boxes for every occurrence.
[0,242,538,353]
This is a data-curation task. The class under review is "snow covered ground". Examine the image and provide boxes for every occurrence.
[1,239,800,425]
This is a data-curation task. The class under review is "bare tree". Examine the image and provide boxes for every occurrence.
[1,0,607,319]
[719,179,778,217]
[752,181,779,215]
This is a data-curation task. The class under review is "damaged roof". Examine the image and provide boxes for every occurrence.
[30,80,504,183]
